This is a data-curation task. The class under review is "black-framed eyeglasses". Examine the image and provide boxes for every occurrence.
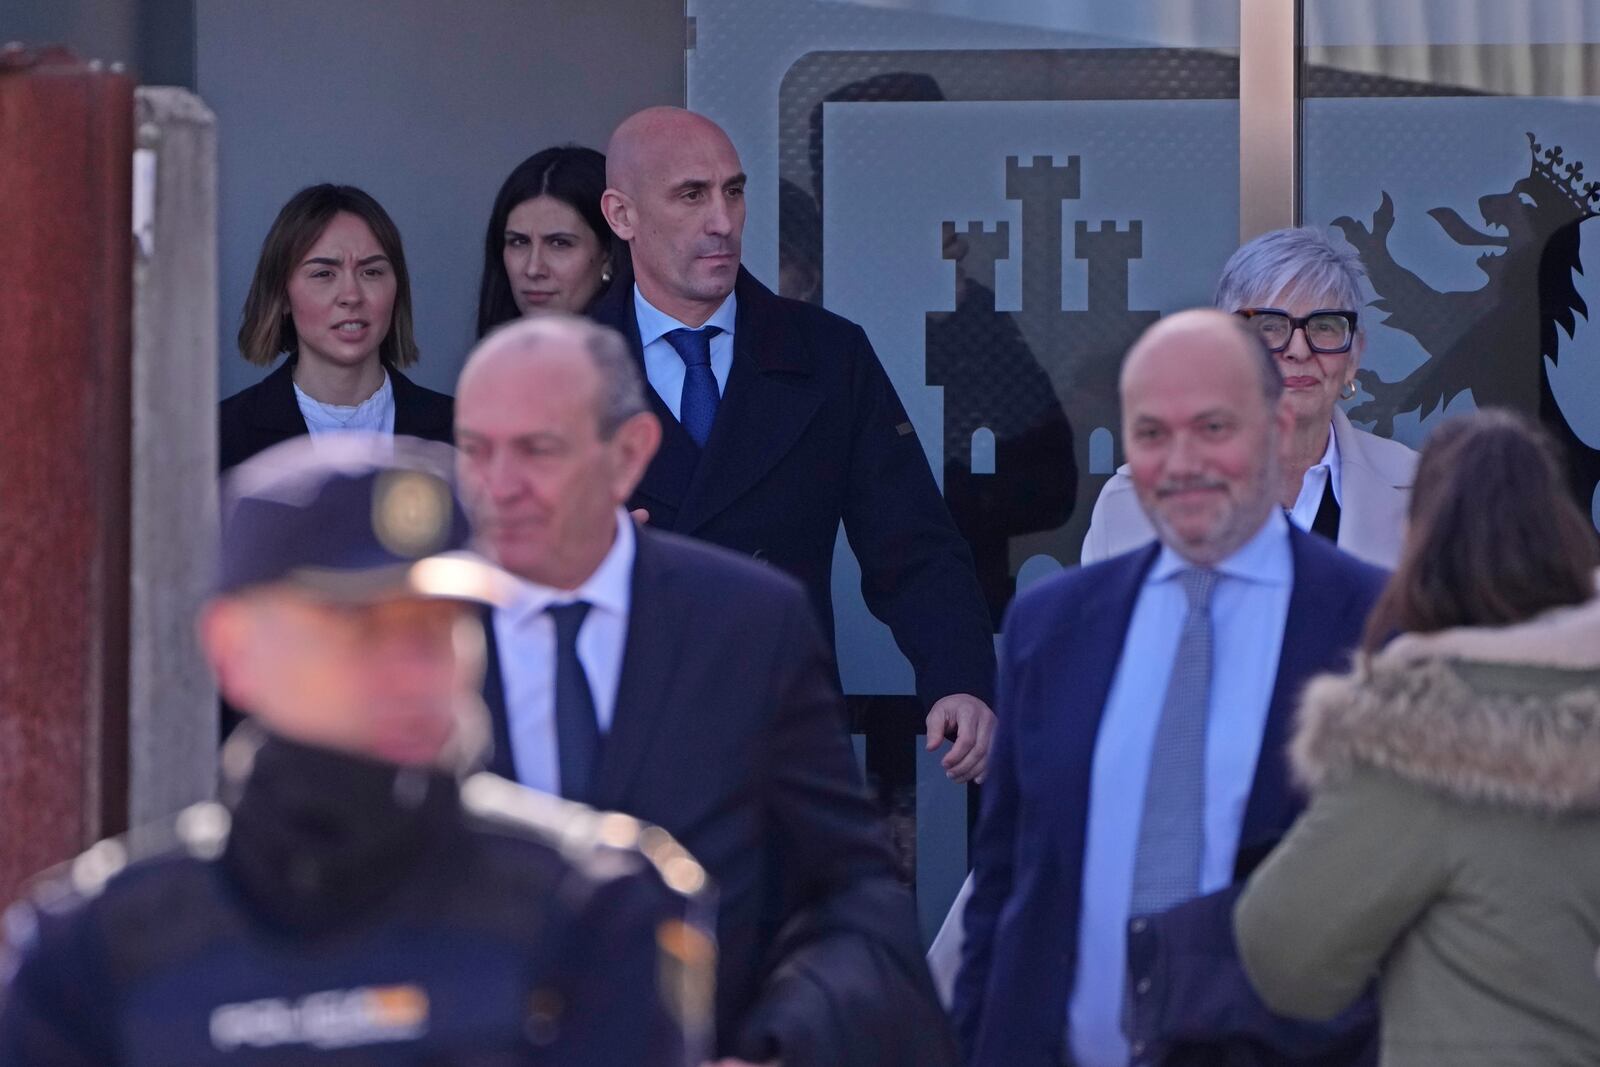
[1235,308,1358,354]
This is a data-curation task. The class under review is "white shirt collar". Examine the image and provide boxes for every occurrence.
[502,509,635,626]
[633,285,737,350]
[1149,507,1292,587]
[293,370,394,435]
[1317,418,1343,505]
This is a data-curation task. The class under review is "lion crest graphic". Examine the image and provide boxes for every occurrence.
[1334,132,1600,508]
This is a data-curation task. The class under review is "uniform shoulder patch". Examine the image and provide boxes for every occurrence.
[655,916,716,1040]
[460,774,709,898]
[5,799,231,943]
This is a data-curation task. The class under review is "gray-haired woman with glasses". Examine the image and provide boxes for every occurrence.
[1081,226,1418,568]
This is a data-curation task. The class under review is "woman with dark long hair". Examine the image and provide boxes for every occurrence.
[475,145,617,336]
[220,184,452,471]
[1235,409,1600,1065]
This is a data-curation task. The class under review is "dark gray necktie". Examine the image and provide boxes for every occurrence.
[1129,567,1218,916]
[664,326,723,447]
[547,600,600,803]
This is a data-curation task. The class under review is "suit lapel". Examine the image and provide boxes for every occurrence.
[636,386,701,519]
[390,367,448,440]
[479,608,518,780]
[1035,547,1158,923]
[250,359,311,439]
[593,282,700,521]
[475,533,685,800]
[599,270,825,535]
[1331,410,1408,567]
[1239,527,1321,851]
[592,530,689,807]
[675,278,824,532]
[1058,548,1156,805]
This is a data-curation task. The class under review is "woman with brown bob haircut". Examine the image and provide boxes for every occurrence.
[220,184,453,471]
[1235,409,1600,1065]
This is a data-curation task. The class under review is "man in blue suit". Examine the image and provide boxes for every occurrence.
[591,107,996,782]
[456,314,956,1067]
[955,310,1383,1067]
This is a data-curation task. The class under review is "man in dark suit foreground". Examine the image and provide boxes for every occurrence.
[955,311,1384,1067]
[454,314,956,1067]
[592,106,996,782]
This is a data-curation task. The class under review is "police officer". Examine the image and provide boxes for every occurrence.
[0,433,714,1066]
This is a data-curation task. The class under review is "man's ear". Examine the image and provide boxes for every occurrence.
[600,188,634,242]
[610,410,662,501]
[198,598,253,709]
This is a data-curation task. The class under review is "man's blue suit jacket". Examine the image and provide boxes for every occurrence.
[955,526,1386,1067]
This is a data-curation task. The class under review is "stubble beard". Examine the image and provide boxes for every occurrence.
[1150,458,1280,568]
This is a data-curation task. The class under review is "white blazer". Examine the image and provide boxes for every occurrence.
[1079,407,1418,568]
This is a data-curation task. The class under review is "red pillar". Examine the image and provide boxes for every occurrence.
[0,45,133,897]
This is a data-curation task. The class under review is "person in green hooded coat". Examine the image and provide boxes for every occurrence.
[1236,409,1600,1067]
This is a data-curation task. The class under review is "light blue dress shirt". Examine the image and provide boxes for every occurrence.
[1068,511,1292,1067]
[492,510,634,795]
[633,286,738,420]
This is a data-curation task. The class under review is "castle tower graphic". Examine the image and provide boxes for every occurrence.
[928,154,1158,621]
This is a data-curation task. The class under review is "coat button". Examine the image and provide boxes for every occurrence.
[1136,977,1151,995]
[1129,918,1147,934]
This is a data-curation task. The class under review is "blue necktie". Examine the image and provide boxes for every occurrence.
[664,326,723,447]
[547,601,601,803]
[1129,567,1218,916]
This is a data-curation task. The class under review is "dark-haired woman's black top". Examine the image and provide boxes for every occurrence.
[218,359,455,473]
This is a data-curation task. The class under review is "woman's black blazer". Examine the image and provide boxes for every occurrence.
[218,359,455,472]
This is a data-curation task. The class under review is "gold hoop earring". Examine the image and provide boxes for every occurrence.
[601,265,613,285]
[1340,380,1357,401]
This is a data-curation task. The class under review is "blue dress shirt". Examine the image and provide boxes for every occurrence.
[634,286,737,420]
[1069,511,1292,1067]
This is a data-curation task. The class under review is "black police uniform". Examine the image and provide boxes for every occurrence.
[0,730,714,1066]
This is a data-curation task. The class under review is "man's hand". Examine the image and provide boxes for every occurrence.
[925,693,995,784]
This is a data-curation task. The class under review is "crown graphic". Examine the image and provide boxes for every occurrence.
[1527,132,1600,216]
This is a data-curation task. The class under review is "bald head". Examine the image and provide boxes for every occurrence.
[461,314,646,439]
[601,107,746,325]
[1121,309,1282,409]
[454,315,661,589]
[1119,309,1290,566]
[606,107,735,194]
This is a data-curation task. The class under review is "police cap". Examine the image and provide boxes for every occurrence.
[218,431,513,605]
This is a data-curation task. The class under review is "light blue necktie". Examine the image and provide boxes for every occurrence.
[1129,567,1218,916]
[664,326,723,447]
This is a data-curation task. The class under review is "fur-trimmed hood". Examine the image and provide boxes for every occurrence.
[1292,589,1600,814]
